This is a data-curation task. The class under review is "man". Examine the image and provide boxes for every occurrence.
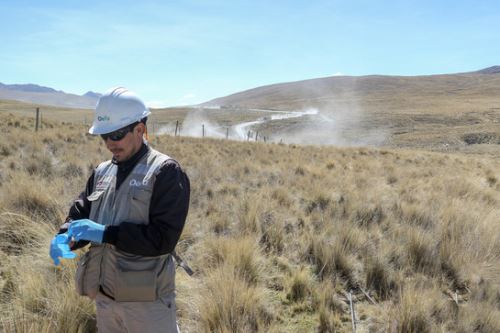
[50,87,190,333]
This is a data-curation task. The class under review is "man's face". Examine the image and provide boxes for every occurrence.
[102,123,144,162]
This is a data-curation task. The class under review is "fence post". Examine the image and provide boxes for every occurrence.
[35,108,40,132]
[247,130,251,141]
[175,120,179,136]
[226,127,229,139]
[348,290,356,333]
[202,124,205,137]
[255,131,258,141]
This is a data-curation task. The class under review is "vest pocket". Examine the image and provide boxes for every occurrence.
[114,267,157,302]
[131,187,151,203]
[75,248,101,299]
[128,187,152,223]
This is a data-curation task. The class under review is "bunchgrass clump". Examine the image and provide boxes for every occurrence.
[0,111,498,332]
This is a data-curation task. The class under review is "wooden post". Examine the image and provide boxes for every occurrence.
[202,124,205,137]
[247,130,251,141]
[348,290,356,333]
[226,127,229,139]
[255,131,258,141]
[175,120,179,136]
[35,108,40,132]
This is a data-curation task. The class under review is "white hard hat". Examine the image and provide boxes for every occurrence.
[89,87,151,135]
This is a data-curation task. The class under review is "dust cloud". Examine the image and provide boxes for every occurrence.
[273,103,389,146]
[155,109,226,138]
[154,100,389,147]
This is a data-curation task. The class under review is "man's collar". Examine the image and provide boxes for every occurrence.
[112,143,149,169]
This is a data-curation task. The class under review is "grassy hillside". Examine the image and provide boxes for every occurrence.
[203,71,500,113]
[0,99,94,124]
[0,113,499,332]
[201,71,500,153]
[3,95,499,158]
[0,99,280,135]
[3,69,500,157]
[0,85,97,109]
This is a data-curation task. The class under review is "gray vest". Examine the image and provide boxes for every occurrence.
[75,148,176,302]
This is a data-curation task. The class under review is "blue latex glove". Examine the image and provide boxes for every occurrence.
[68,219,105,244]
[50,233,77,266]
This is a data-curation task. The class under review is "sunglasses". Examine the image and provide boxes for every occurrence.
[100,122,138,141]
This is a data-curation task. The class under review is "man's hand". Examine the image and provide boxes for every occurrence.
[68,219,105,244]
[49,233,77,266]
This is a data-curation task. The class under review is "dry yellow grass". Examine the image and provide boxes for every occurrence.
[3,92,499,157]
[0,111,499,332]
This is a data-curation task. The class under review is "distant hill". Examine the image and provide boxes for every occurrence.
[475,65,500,74]
[83,91,102,99]
[0,83,99,109]
[0,83,60,93]
[201,66,500,112]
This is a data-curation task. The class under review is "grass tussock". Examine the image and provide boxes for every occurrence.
[0,212,95,333]
[1,180,63,223]
[285,267,313,303]
[365,255,398,300]
[199,235,263,284]
[0,212,50,255]
[306,224,362,288]
[197,266,273,333]
[387,286,434,333]
[0,112,499,332]
[317,306,343,333]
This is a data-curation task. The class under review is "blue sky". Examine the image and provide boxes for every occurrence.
[1,0,499,106]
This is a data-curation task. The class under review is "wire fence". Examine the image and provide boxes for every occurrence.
[34,108,274,143]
